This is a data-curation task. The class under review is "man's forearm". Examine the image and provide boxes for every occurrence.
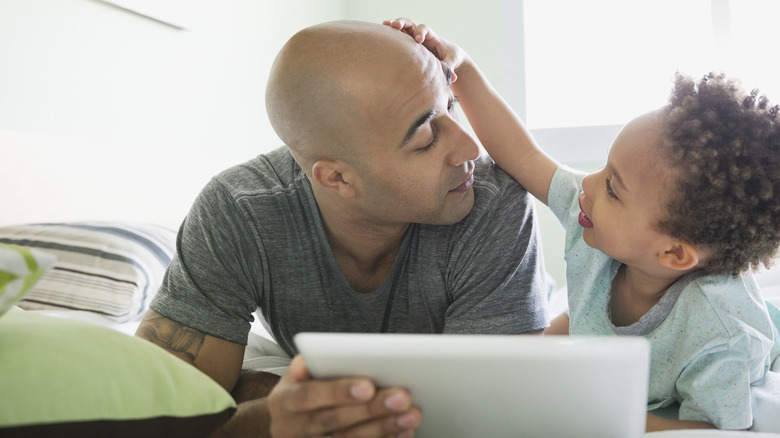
[209,370,281,438]
[645,413,718,432]
[231,369,282,403]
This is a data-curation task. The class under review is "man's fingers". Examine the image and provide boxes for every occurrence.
[272,356,422,436]
[284,378,376,412]
[288,355,309,382]
[315,389,421,437]
[335,407,422,438]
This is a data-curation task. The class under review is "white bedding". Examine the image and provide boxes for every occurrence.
[19,247,780,436]
[647,432,780,437]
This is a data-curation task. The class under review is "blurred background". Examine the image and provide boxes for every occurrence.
[2,0,778,288]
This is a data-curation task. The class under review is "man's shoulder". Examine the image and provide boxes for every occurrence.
[212,146,304,193]
[470,155,531,214]
[472,155,513,189]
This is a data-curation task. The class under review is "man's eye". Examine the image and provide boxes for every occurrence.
[419,133,437,153]
[418,125,438,153]
[448,96,459,113]
[418,139,436,153]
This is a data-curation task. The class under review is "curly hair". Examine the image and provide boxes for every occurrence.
[657,72,780,277]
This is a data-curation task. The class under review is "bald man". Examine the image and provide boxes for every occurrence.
[136,20,548,437]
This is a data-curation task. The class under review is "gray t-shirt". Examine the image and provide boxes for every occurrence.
[151,147,549,356]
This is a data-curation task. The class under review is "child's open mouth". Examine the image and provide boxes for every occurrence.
[578,211,593,228]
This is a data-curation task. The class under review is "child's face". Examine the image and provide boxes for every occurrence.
[578,111,676,270]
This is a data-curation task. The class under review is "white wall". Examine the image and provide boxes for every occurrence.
[0,0,344,228]
[0,0,568,287]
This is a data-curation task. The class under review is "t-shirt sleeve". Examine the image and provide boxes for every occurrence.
[547,166,586,228]
[441,169,549,334]
[150,178,261,345]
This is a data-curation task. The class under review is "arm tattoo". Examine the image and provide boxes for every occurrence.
[137,314,206,364]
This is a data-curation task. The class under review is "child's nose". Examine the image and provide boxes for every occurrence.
[580,173,594,198]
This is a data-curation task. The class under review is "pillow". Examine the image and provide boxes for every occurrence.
[0,307,236,437]
[0,243,56,317]
[0,222,176,322]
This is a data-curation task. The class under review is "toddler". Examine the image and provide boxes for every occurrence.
[386,18,780,432]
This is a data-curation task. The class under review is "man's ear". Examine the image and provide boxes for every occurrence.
[311,160,358,198]
[658,241,700,271]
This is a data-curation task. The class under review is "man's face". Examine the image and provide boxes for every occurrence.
[350,43,480,226]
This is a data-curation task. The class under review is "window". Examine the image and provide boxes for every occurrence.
[519,0,780,165]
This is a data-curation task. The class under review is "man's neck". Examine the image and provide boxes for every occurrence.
[319,203,410,293]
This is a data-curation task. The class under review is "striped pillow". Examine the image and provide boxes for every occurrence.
[0,222,176,322]
[0,243,56,317]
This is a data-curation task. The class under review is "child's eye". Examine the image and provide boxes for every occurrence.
[606,177,618,199]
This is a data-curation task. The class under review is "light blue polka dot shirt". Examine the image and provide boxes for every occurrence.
[548,166,780,430]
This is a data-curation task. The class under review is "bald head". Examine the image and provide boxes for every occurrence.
[265,20,428,172]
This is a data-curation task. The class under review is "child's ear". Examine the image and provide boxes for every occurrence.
[658,241,700,271]
[311,160,358,198]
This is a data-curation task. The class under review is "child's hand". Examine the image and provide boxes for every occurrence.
[383,17,466,82]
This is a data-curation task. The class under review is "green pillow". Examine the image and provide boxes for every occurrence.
[0,243,55,317]
[0,308,236,437]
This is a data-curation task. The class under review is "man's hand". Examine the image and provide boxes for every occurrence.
[268,356,422,437]
[383,18,467,82]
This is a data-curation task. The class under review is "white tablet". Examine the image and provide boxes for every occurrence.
[294,333,650,438]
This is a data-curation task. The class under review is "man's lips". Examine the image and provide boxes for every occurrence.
[450,172,474,193]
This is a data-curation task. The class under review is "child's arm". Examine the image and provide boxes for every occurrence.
[385,19,559,205]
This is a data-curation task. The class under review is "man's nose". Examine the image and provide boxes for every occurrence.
[444,117,480,166]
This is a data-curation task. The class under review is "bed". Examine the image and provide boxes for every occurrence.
[1,220,779,437]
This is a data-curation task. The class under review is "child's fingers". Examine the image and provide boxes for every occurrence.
[412,23,433,44]
[383,18,460,77]
[382,19,400,29]
[383,17,415,31]
[383,17,427,43]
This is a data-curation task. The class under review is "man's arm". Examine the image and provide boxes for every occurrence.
[135,309,246,391]
[135,310,277,435]
[646,413,719,432]
[136,310,421,437]
[231,369,281,403]
[544,313,570,335]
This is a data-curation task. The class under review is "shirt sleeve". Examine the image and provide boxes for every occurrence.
[547,166,586,228]
[150,177,261,345]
